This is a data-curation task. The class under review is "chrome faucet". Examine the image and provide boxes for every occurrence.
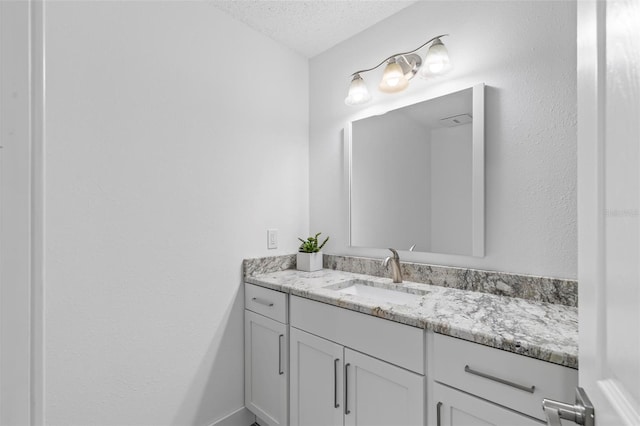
[383,248,403,283]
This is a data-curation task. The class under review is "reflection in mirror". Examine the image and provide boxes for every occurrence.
[347,84,484,257]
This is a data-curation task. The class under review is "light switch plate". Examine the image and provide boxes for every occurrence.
[267,229,278,249]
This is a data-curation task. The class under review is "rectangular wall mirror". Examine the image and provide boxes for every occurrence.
[345,83,485,257]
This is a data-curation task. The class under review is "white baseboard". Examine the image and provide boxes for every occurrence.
[210,407,256,426]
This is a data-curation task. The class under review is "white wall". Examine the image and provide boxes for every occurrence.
[310,1,577,279]
[44,2,308,425]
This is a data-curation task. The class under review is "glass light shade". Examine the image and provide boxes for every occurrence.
[420,39,452,78]
[344,74,372,106]
[378,60,409,93]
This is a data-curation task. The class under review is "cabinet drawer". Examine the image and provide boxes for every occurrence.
[290,295,424,374]
[432,382,544,426]
[433,333,577,421]
[245,283,288,323]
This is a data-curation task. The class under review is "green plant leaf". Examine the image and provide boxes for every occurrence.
[297,232,329,253]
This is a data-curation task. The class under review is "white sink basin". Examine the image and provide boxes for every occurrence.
[328,280,428,305]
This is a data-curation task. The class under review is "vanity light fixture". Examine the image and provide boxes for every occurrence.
[378,58,410,93]
[344,34,452,106]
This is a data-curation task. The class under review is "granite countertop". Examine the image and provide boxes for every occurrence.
[246,268,578,369]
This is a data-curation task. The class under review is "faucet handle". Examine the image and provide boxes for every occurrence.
[387,248,399,259]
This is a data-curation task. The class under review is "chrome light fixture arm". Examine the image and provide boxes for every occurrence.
[349,34,448,77]
[344,34,452,106]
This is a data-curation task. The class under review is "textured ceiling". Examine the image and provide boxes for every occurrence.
[209,0,418,58]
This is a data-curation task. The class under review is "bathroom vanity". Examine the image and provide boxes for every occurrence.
[243,260,578,426]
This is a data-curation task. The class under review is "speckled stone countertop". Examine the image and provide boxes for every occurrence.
[246,268,578,369]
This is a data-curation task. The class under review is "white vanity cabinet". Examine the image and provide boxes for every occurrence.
[245,284,289,426]
[429,333,578,426]
[343,347,424,426]
[243,280,577,426]
[290,296,425,426]
[290,327,343,426]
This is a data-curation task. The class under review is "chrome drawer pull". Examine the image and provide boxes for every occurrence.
[436,402,443,426]
[251,297,274,307]
[278,334,284,375]
[344,363,351,415]
[334,358,340,408]
[464,365,535,393]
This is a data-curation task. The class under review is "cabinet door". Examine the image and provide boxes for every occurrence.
[245,310,288,426]
[431,383,543,426]
[290,327,344,426]
[344,348,424,426]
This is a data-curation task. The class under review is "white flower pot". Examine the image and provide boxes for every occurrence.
[296,252,323,272]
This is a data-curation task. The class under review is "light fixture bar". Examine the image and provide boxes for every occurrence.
[345,34,452,106]
[348,34,449,77]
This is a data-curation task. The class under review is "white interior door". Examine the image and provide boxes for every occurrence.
[0,1,37,424]
[577,0,640,425]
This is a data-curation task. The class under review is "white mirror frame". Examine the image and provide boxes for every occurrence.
[344,83,485,257]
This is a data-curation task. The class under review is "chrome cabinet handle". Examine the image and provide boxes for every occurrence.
[436,402,443,426]
[544,406,562,426]
[464,365,535,393]
[278,334,284,375]
[334,358,340,408]
[542,387,595,426]
[344,363,351,415]
[252,297,274,307]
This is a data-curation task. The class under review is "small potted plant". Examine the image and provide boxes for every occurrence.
[297,232,329,272]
